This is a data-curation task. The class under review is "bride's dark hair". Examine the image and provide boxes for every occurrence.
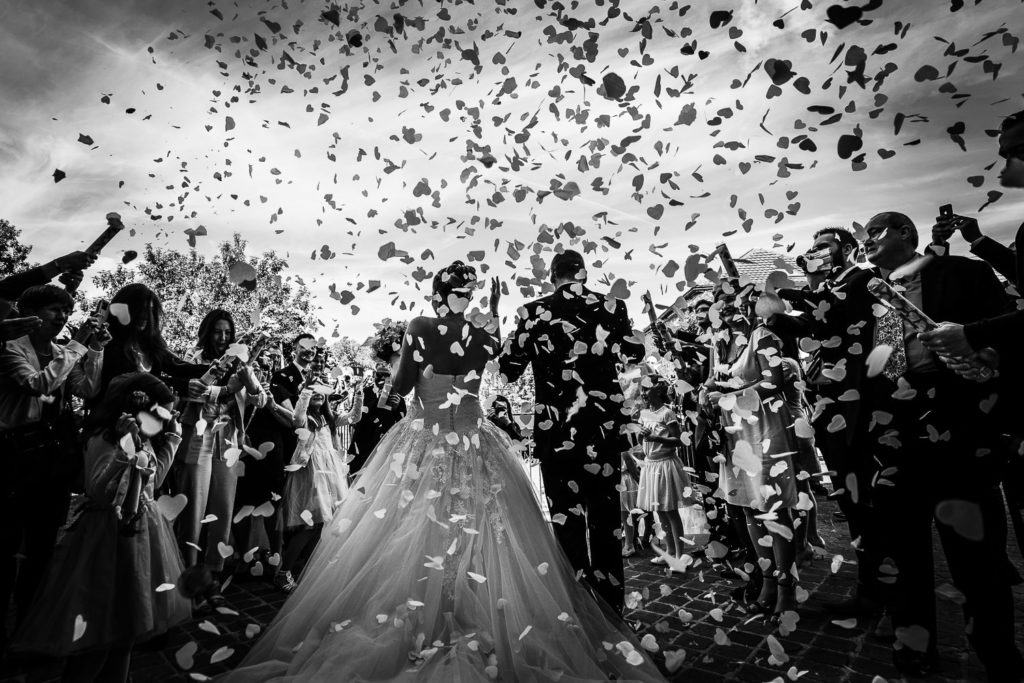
[432,261,477,312]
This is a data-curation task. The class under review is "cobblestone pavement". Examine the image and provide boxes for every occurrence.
[3,500,1022,682]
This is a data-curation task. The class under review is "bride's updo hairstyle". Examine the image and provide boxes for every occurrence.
[432,260,478,316]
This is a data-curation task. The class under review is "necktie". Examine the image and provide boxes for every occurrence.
[875,302,907,381]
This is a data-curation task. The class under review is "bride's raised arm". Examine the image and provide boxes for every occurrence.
[389,315,427,398]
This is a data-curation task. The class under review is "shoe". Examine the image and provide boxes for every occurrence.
[892,647,938,677]
[821,595,884,618]
[274,570,297,593]
[650,556,668,566]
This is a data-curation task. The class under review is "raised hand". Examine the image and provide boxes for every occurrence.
[489,277,502,315]
[932,213,982,245]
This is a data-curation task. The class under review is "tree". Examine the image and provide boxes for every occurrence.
[85,234,316,355]
[0,219,32,279]
[330,336,374,369]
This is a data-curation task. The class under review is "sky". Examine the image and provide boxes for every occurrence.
[1,0,1021,341]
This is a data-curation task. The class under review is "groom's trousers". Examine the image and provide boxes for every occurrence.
[539,453,625,614]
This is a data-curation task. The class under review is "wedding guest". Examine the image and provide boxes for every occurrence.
[862,211,1022,679]
[637,377,696,564]
[347,359,407,477]
[277,387,349,592]
[100,283,206,397]
[233,342,287,578]
[619,449,642,558]
[773,227,882,611]
[705,281,799,620]
[174,309,263,610]
[239,334,315,593]
[0,285,108,643]
[923,110,1024,359]
[0,250,96,305]
[12,373,191,683]
[487,394,522,442]
[756,292,826,564]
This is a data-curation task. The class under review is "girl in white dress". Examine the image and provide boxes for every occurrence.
[224,261,667,682]
[636,378,693,565]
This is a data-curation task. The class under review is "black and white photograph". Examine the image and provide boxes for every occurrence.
[1,0,1022,681]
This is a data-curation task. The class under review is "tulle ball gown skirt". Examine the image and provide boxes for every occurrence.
[223,398,666,682]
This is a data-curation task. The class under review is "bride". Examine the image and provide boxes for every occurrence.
[224,261,667,682]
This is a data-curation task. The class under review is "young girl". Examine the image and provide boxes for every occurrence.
[619,449,642,558]
[277,387,350,591]
[636,377,693,566]
[13,373,192,683]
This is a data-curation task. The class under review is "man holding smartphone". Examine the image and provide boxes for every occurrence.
[921,109,1024,362]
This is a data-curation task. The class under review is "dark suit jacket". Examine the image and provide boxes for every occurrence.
[964,222,1024,353]
[269,364,306,462]
[498,284,645,467]
[775,267,878,448]
[348,386,406,472]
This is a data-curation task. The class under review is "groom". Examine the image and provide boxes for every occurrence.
[499,249,645,613]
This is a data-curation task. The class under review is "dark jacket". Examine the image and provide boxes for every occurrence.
[347,385,406,472]
[497,284,645,466]
[775,267,879,447]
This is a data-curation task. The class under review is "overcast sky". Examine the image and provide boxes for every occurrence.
[1,0,1021,340]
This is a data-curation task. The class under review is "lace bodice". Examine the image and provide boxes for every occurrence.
[406,370,484,431]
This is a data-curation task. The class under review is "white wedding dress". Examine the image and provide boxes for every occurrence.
[224,369,667,682]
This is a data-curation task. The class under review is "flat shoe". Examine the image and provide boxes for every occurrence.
[650,556,668,566]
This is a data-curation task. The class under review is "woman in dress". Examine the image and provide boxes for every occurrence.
[13,373,191,682]
[704,280,800,620]
[224,261,667,682]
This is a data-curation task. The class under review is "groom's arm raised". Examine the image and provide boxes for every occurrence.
[497,304,534,384]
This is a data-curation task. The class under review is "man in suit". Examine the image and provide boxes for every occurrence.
[251,333,314,592]
[862,211,1022,679]
[498,249,646,613]
[772,227,885,616]
[347,362,406,475]
[920,109,1024,359]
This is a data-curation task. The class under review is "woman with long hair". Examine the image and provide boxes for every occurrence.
[175,308,264,610]
[100,283,206,397]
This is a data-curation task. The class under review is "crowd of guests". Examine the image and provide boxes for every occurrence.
[0,109,1021,682]
[0,270,404,681]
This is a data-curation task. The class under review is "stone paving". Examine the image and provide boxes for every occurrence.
[3,499,1022,682]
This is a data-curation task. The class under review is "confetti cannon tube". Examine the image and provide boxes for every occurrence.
[866,277,994,380]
